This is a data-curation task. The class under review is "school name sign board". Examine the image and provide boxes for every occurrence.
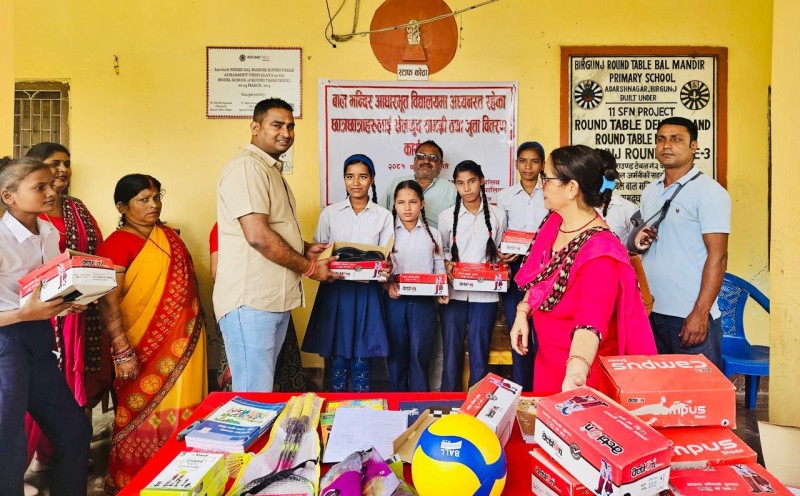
[318,80,518,207]
[562,47,728,203]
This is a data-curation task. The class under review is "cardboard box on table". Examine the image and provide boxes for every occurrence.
[319,240,393,281]
[530,446,593,496]
[452,262,509,293]
[142,451,227,496]
[598,355,736,428]
[396,273,448,296]
[534,386,672,496]
[459,373,521,447]
[18,251,117,317]
[659,427,756,469]
[500,229,536,255]
[665,463,793,495]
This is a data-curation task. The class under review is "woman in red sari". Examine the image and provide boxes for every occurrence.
[24,142,107,469]
[509,145,656,393]
[98,174,207,493]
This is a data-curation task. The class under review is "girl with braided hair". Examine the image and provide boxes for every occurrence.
[496,141,549,391]
[437,161,507,391]
[302,154,393,392]
[383,180,446,391]
[510,145,656,393]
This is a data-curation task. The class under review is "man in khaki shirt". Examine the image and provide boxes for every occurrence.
[214,98,339,392]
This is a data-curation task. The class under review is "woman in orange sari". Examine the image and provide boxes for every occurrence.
[97,174,207,493]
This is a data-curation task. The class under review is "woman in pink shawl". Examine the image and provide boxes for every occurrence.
[25,143,107,469]
[510,145,656,393]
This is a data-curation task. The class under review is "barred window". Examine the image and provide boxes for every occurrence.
[13,81,69,157]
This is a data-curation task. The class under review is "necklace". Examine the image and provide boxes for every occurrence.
[559,212,599,234]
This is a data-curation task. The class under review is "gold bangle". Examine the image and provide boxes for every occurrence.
[567,355,592,376]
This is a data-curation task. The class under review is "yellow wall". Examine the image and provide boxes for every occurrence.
[12,0,774,368]
[0,1,13,153]
[769,0,800,426]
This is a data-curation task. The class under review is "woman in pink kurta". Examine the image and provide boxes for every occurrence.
[510,145,656,393]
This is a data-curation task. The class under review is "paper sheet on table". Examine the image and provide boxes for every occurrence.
[322,407,409,464]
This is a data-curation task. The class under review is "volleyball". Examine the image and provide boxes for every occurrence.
[411,413,507,496]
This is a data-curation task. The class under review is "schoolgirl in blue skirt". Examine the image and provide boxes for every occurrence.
[0,156,92,495]
[437,160,507,391]
[383,180,446,391]
[495,141,549,391]
[302,154,393,392]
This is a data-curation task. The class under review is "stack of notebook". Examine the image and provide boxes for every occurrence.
[184,396,284,453]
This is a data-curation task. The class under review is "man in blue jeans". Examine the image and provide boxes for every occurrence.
[214,98,340,392]
[630,117,730,370]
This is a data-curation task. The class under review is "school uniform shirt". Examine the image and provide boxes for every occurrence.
[438,200,507,303]
[381,175,456,229]
[0,212,60,311]
[495,183,548,232]
[391,219,445,275]
[603,193,639,243]
[314,199,394,245]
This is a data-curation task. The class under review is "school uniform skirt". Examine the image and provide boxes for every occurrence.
[302,280,389,359]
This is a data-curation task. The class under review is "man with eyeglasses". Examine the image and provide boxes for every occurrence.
[381,140,456,229]
[629,117,730,370]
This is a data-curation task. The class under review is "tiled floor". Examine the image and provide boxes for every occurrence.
[23,376,770,495]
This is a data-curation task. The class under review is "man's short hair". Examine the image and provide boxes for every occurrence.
[656,117,698,142]
[415,140,444,159]
[253,98,294,123]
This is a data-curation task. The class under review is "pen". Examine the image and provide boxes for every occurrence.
[176,419,203,441]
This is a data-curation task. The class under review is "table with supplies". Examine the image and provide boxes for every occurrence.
[122,391,535,495]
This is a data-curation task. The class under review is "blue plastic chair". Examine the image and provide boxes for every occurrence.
[717,273,770,409]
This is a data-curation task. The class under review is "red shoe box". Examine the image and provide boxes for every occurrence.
[19,251,117,316]
[319,240,392,281]
[665,464,793,495]
[459,373,521,447]
[534,387,672,496]
[598,355,736,428]
[530,446,593,496]
[452,262,508,293]
[396,273,448,296]
[500,229,536,255]
[659,427,756,469]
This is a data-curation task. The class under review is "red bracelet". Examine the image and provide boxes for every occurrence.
[302,260,316,278]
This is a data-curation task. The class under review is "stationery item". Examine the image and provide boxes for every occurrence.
[142,451,226,496]
[176,420,202,441]
[226,393,323,496]
[398,399,463,427]
[321,398,388,448]
[322,408,409,464]
[184,396,284,453]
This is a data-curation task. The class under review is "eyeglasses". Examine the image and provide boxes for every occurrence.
[540,175,564,187]
[415,152,441,163]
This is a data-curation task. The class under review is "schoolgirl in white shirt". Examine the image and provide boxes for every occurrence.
[383,180,445,391]
[0,156,91,495]
[496,141,549,391]
[437,160,507,391]
[596,148,639,242]
[302,154,393,392]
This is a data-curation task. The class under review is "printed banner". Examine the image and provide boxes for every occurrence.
[563,47,727,204]
[318,80,518,207]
